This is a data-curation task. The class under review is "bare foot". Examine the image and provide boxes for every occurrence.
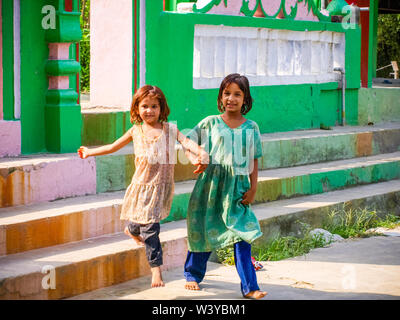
[184,281,200,291]
[124,226,144,246]
[151,267,165,287]
[244,290,268,299]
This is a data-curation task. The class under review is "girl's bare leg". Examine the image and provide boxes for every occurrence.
[151,266,165,287]
[124,226,144,245]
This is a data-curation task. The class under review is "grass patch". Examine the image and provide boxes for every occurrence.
[253,231,328,262]
[322,208,400,239]
[215,209,400,265]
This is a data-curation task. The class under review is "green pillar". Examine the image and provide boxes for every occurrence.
[44,1,82,153]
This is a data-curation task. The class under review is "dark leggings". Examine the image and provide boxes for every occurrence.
[128,222,163,268]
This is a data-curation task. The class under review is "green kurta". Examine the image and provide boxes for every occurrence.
[186,115,263,252]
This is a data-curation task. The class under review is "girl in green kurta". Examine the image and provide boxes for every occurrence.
[184,74,267,299]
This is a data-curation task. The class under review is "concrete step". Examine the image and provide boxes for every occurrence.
[1,153,399,256]
[0,181,194,256]
[0,146,196,208]
[256,151,400,202]
[259,122,400,169]
[0,153,97,208]
[0,180,399,300]
[1,123,399,208]
[94,122,400,192]
[68,233,400,301]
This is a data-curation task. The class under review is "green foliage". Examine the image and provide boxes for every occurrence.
[80,28,90,93]
[216,245,235,266]
[216,222,329,265]
[377,14,400,78]
[323,208,400,238]
[80,0,90,93]
[215,209,400,265]
[253,231,328,262]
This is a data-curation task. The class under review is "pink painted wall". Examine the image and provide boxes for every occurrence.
[0,120,21,157]
[202,0,244,15]
[197,0,320,20]
[90,0,132,109]
[293,0,319,21]
[0,156,97,207]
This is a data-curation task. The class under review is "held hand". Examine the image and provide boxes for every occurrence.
[77,146,90,159]
[241,187,256,206]
[193,163,208,174]
[192,151,209,174]
[199,150,210,165]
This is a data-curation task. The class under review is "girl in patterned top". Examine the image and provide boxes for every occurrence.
[183,74,267,299]
[78,85,208,288]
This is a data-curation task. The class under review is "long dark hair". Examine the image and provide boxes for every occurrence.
[217,73,253,115]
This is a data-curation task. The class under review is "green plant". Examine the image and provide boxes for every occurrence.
[80,28,90,93]
[322,208,400,238]
[377,14,400,78]
[80,0,90,93]
[253,230,328,262]
[216,245,235,265]
[376,214,400,229]
[216,221,329,265]
[216,210,400,265]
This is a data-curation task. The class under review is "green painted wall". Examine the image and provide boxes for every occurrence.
[18,0,81,154]
[164,0,193,12]
[69,42,78,92]
[81,112,131,146]
[2,0,14,120]
[20,0,52,153]
[358,87,400,125]
[144,2,361,134]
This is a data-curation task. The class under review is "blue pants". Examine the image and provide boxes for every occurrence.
[184,241,260,296]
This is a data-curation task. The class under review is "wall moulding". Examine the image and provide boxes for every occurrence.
[193,0,331,22]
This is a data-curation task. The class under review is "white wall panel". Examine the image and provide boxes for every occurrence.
[193,25,345,89]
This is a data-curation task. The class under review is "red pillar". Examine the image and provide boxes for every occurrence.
[65,0,73,12]
[345,0,370,88]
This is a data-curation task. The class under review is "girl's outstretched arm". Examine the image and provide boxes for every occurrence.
[242,158,258,205]
[176,129,209,173]
[78,129,133,159]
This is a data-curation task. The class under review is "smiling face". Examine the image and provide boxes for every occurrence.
[221,82,245,115]
[138,95,161,125]
[130,85,170,124]
[217,74,253,115]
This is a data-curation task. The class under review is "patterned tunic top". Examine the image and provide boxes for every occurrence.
[186,115,263,252]
[120,122,178,224]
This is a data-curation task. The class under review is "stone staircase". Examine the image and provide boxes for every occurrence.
[0,122,399,299]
